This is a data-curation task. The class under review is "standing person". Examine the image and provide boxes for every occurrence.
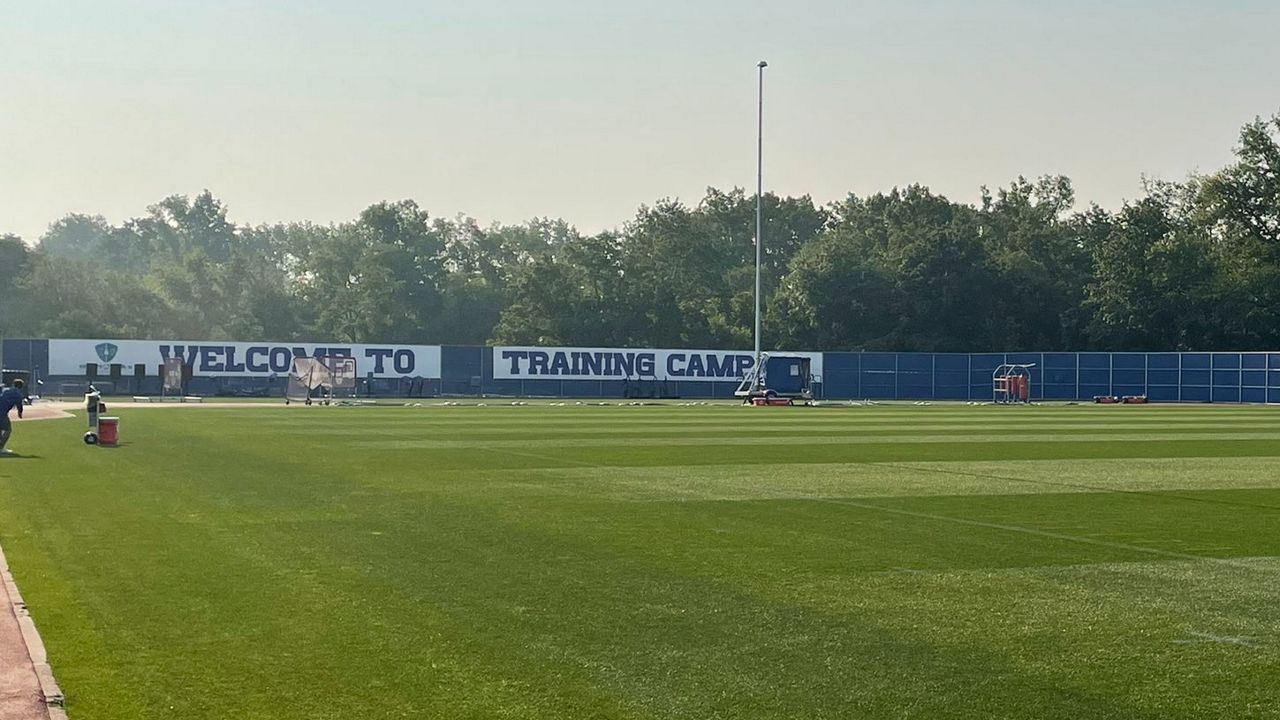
[0,379,25,455]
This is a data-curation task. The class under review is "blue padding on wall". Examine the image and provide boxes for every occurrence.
[1042,353,1076,369]
[1113,369,1145,386]
[1183,353,1211,369]
[1213,386,1242,403]
[1182,386,1211,402]
[33,342,1280,403]
[1040,368,1075,385]
[441,346,484,380]
[1042,384,1076,399]
[1212,370,1241,386]
[1079,369,1110,385]
[860,384,895,400]
[897,384,932,400]
[898,354,933,372]
[823,353,861,373]
[1212,353,1242,369]
[1079,353,1111,369]
[970,354,1004,370]
[1181,370,1211,385]
[861,353,897,371]
[1113,353,1145,369]
[1080,384,1111,398]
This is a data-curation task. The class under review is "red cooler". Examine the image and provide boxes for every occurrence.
[99,417,120,447]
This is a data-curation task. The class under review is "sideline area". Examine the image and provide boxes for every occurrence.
[0,545,65,720]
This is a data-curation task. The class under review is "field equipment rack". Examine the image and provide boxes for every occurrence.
[993,363,1034,404]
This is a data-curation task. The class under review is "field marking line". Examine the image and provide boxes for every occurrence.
[0,543,67,719]
[876,462,1280,512]
[483,445,1274,574]
[490,448,603,468]
[808,496,1280,574]
[1174,632,1262,648]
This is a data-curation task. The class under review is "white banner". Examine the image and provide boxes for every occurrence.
[492,346,823,382]
[48,339,442,379]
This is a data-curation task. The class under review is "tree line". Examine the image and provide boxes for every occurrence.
[3,114,1278,353]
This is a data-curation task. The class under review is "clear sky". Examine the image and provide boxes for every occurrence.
[3,0,1278,242]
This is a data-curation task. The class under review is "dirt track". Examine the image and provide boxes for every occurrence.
[12,405,73,421]
[0,547,59,720]
[38,400,291,414]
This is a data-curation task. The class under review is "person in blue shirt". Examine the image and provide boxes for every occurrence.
[0,378,25,455]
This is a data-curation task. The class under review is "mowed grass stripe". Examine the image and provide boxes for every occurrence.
[461,457,1280,502]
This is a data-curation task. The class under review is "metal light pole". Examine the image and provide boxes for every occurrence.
[753,60,767,392]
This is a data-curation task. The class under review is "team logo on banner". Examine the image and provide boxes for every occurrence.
[95,342,119,363]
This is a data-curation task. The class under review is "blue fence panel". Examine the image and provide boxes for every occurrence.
[1242,387,1267,403]
[1212,353,1242,369]
[934,351,969,398]
[969,354,1003,398]
[1043,352,1077,369]
[934,354,970,371]
[1113,353,1146,370]
[821,352,861,399]
[1,339,50,378]
[895,353,931,399]
[858,353,897,399]
[1113,369,1145,386]
[1079,353,1111,369]
[1041,368,1076,385]
[1042,384,1077,400]
[1182,385,1212,402]
[897,353,933,372]
[1212,386,1242,403]
[1079,369,1110,386]
[1183,353,1211,369]
[1182,369,1211,386]
[1212,369,1241,387]
[29,342,1280,402]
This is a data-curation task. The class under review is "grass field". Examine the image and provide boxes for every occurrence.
[1,403,1278,719]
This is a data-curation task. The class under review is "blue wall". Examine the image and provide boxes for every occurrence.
[7,339,1280,402]
[818,351,1280,402]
